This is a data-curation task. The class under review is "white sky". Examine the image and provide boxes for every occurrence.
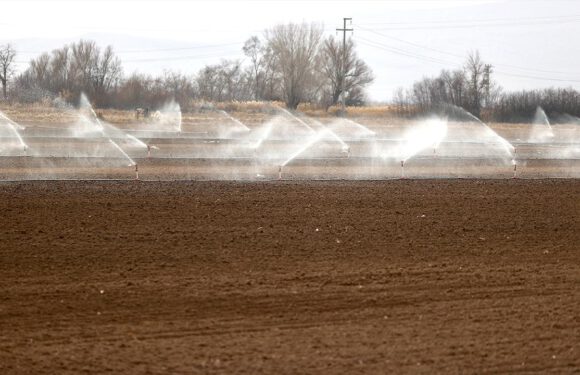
[2,0,580,101]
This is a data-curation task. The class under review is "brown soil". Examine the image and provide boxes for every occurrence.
[1,180,579,374]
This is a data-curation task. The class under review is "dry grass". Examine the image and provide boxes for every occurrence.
[212,101,275,113]
[0,102,76,127]
[0,101,402,128]
[0,100,494,133]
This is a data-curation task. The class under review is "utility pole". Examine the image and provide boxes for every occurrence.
[336,18,353,114]
[483,64,493,107]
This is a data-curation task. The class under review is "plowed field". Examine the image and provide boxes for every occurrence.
[1,180,579,374]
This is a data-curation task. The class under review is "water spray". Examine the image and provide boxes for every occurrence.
[0,111,28,153]
[281,129,327,168]
[443,104,514,159]
[310,117,350,154]
[342,118,376,137]
[278,107,316,134]
[529,107,555,143]
[79,93,145,169]
[218,110,250,131]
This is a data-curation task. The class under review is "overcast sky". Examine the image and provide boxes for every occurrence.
[2,0,580,102]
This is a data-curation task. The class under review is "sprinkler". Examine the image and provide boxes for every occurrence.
[341,145,351,158]
[278,165,283,180]
[400,160,406,179]
[134,164,139,180]
[147,145,151,158]
[433,146,437,158]
[512,146,518,179]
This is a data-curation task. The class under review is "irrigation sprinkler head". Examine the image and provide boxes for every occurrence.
[278,165,282,180]
[512,146,518,179]
[341,146,351,158]
[147,145,151,158]
[400,160,406,179]
[134,164,139,180]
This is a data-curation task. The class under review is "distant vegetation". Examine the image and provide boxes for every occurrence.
[1,23,374,112]
[393,51,580,123]
[2,25,580,123]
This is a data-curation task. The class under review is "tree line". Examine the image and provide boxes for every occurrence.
[4,26,580,122]
[393,51,580,122]
[1,23,374,111]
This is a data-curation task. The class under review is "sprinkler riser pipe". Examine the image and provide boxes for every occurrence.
[135,164,139,180]
[513,146,518,179]
[278,166,282,180]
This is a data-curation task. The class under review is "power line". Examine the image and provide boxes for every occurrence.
[15,41,245,55]
[357,36,580,84]
[14,48,242,64]
[494,70,580,83]
[356,25,464,58]
[358,14,580,26]
[118,42,243,54]
[357,17,580,31]
[355,25,580,77]
[356,36,462,67]
[123,51,242,63]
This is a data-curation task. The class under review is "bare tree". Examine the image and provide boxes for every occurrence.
[319,37,374,109]
[19,40,124,105]
[71,40,99,93]
[196,65,219,101]
[0,44,17,100]
[29,53,51,88]
[92,45,122,105]
[440,69,466,107]
[260,44,280,101]
[195,59,247,102]
[265,22,323,109]
[464,51,491,117]
[50,46,72,95]
[243,36,264,100]
[162,70,196,104]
